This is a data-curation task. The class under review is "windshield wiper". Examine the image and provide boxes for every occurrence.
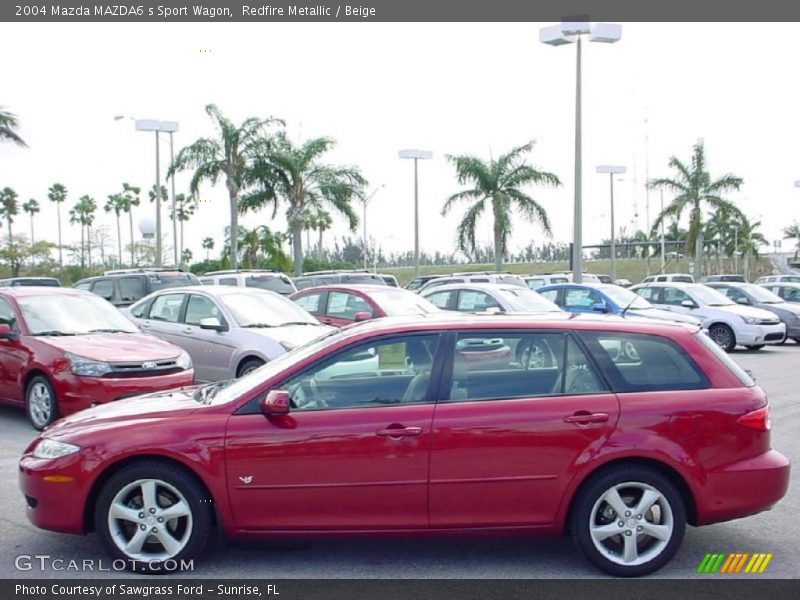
[192,381,230,405]
[88,328,132,334]
[278,321,318,326]
[34,330,77,336]
[242,323,278,329]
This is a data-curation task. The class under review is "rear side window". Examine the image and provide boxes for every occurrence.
[245,275,295,294]
[118,277,146,302]
[672,276,693,283]
[219,277,238,286]
[579,332,709,392]
[92,279,115,300]
[149,273,201,290]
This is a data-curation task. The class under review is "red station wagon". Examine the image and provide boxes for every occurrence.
[19,314,789,576]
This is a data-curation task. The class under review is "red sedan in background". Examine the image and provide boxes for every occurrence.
[19,314,788,576]
[0,287,194,429]
[290,284,440,327]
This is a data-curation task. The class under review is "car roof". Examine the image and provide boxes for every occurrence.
[420,282,528,294]
[293,284,403,295]
[332,312,699,339]
[0,286,91,298]
[138,285,280,297]
[762,281,800,288]
[705,281,750,287]
[537,283,618,291]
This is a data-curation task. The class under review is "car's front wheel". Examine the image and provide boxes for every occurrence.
[572,466,686,577]
[745,344,765,351]
[95,462,212,573]
[708,324,736,352]
[25,375,59,430]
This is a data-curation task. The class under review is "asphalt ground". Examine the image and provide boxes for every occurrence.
[0,345,797,579]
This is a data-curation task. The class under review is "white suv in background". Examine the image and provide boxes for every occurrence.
[524,272,600,290]
[630,282,785,352]
[199,270,297,296]
[640,273,694,284]
[416,272,526,293]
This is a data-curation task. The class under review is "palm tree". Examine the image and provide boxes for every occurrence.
[241,133,366,275]
[47,183,68,270]
[733,214,767,279]
[202,236,215,262]
[181,248,193,265]
[169,104,283,270]
[69,196,96,269]
[0,187,19,253]
[22,199,39,268]
[783,222,800,256]
[442,141,560,270]
[104,193,126,266]
[173,193,197,265]
[0,107,26,147]
[315,209,332,259]
[649,140,743,268]
[120,183,141,266]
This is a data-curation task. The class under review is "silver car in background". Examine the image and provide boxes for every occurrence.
[421,282,563,314]
[124,286,334,382]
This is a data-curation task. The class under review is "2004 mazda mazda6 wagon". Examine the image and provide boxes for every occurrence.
[19,314,789,576]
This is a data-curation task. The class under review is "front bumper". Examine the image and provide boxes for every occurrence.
[56,369,195,416]
[735,323,786,346]
[695,450,790,525]
[19,451,91,534]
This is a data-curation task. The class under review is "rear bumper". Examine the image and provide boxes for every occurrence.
[695,450,790,525]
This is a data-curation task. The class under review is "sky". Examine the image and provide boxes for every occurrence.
[1,22,800,264]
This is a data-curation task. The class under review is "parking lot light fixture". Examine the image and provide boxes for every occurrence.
[597,166,626,282]
[398,149,433,277]
[540,20,621,283]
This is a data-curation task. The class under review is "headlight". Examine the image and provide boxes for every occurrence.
[65,352,112,377]
[741,316,758,325]
[33,438,80,460]
[175,350,193,370]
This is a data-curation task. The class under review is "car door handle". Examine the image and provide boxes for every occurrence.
[319,317,333,324]
[563,412,609,425]
[376,426,423,438]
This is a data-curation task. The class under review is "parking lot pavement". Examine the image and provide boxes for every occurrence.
[0,345,797,579]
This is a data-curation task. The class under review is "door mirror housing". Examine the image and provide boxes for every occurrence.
[353,311,372,323]
[261,389,291,415]
[680,299,697,309]
[735,297,750,305]
[198,317,226,332]
[0,323,18,341]
[591,302,610,313]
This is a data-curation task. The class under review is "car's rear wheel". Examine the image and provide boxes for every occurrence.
[25,375,59,430]
[708,324,736,352]
[572,466,686,577]
[745,344,765,351]
[95,462,212,573]
[237,358,265,377]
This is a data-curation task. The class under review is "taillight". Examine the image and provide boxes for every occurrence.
[737,405,771,432]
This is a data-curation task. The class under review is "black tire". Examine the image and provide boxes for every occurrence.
[571,465,687,577]
[745,345,765,351]
[237,358,265,378]
[25,375,59,430]
[793,338,800,345]
[708,324,736,352]
[94,461,212,574]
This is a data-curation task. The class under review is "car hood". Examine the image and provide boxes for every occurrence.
[717,304,780,321]
[44,386,201,438]
[243,323,335,347]
[627,307,701,325]
[36,332,183,362]
[760,302,800,316]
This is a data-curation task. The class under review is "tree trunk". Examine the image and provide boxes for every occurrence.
[57,203,63,271]
[226,174,239,270]
[129,210,135,266]
[694,230,704,276]
[116,215,122,268]
[80,224,85,269]
[291,220,303,276]
[180,220,185,268]
[30,216,35,271]
[318,228,323,260]
[87,226,92,270]
[492,200,503,272]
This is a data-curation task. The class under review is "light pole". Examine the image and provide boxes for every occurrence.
[597,166,626,282]
[399,149,433,277]
[540,21,621,283]
[115,116,179,267]
[660,189,666,270]
[361,184,385,271]
[794,181,800,257]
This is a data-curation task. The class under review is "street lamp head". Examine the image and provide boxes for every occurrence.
[398,149,433,160]
[561,21,591,36]
[597,165,626,174]
[794,180,800,188]
[589,23,622,43]
[539,24,575,46]
[135,119,180,133]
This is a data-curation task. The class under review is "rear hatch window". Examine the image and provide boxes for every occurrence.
[695,330,756,386]
[245,275,296,295]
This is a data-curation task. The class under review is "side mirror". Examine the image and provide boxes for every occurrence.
[0,323,18,341]
[483,306,505,315]
[736,297,750,305]
[353,311,372,322]
[198,317,226,332]
[681,299,697,309]
[260,389,290,415]
[591,302,610,313]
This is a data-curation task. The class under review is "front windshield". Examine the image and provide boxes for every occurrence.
[221,291,319,327]
[498,287,562,312]
[741,284,783,304]
[369,289,440,316]
[19,294,140,335]
[206,328,344,405]
[688,285,735,306]
[601,285,652,310]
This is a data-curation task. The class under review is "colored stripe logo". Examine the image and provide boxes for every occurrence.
[697,552,773,574]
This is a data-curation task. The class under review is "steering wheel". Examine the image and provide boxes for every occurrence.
[517,339,551,369]
[291,377,328,409]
